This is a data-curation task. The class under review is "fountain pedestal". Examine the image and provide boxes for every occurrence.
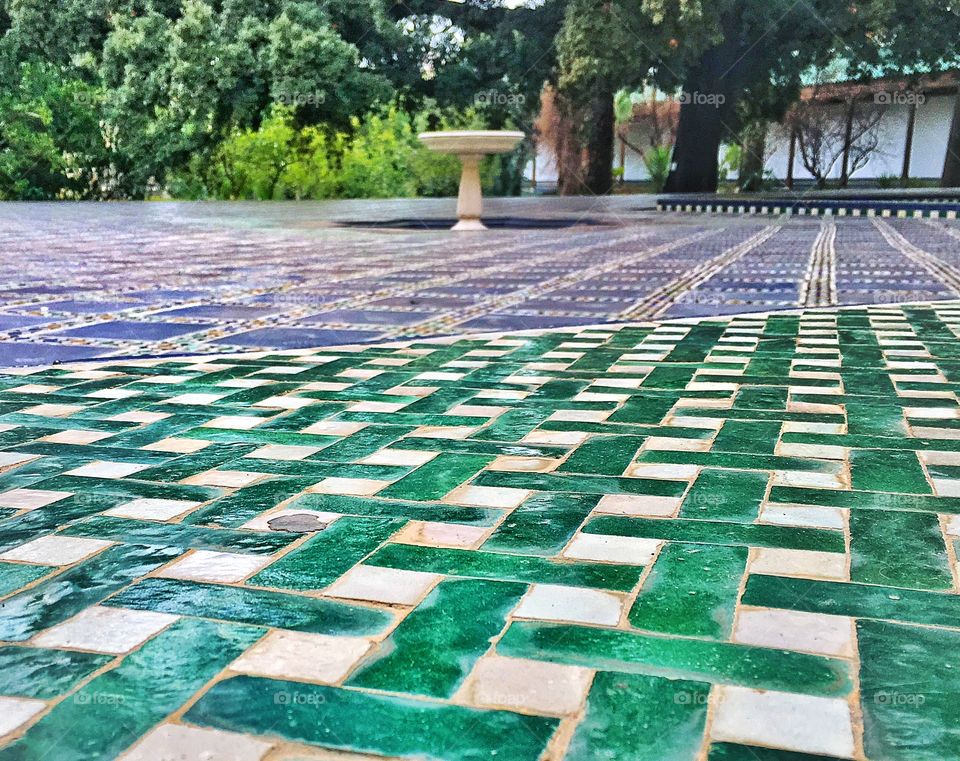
[418,131,525,231]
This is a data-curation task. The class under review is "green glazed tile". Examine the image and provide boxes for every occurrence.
[348,578,526,697]
[33,475,220,505]
[186,675,557,760]
[366,543,643,591]
[133,442,258,482]
[497,621,851,697]
[293,493,503,525]
[474,471,688,498]
[379,453,492,501]
[711,420,783,455]
[849,510,952,590]
[184,477,316,527]
[858,619,960,761]
[634,449,841,474]
[707,743,849,760]
[849,448,931,494]
[106,578,392,635]
[629,543,747,639]
[768,486,960,514]
[0,561,51,597]
[0,646,111,699]
[62,516,297,554]
[743,575,960,628]
[482,492,600,556]
[250,516,405,590]
[0,619,261,761]
[680,469,766,522]
[0,544,181,641]
[558,435,646,475]
[584,516,845,553]
[566,671,709,761]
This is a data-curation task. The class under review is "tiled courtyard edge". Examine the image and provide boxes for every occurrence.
[1,300,960,759]
[6,201,960,366]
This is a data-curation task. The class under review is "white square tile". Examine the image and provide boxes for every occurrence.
[734,607,854,657]
[158,550,270,582]
[0,488,72,511]
[393,521,489,548]
[20,404,84,418]
[0,535,112,565]
[108,411,170,424]
[202,416,266,430]
[325,565,439,605]
[65,461,148,479]
[412,426,479,440]
[594,494,680,517]
[167,393,227,405]
[488,456,560,473]
[254,395,315,410]
[33,606,179,653]
[0,696,45,737]
[360,449,438,467]
[514,584,622,626]
[563,534,661,564]
[308,477,388,496]
[141,437,211,453]
[184,470,265,488]
[443,485,529,509]
[625,462,699,480]
[458,655,592,716]
[711,686,855,758]
[117,724,273,761]
[86,388,141,400]
[0,452,38,468]
[750,548,848,581]
[759,504,845,530]
[346,401,408,413]
[521,430,589,446]
[40,429,113,445]
[246,444,321,461]
[301,420,367,436]
[230,630,373,683]
[105,498,202,521]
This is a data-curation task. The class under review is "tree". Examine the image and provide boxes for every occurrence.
[784,85,883,188]
[554,0,660,194]
[642,0,860,193]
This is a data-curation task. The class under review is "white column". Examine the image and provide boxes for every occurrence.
[454,154,486,231]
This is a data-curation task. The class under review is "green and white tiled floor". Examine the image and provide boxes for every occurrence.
[2,301,960,760]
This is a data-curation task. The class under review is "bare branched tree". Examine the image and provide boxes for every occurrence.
[784,83,884,188]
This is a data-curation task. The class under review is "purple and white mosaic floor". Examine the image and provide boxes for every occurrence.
[3,199,960,367]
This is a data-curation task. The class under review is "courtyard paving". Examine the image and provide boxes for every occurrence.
[5,200,960,366]
[2,297,960,759]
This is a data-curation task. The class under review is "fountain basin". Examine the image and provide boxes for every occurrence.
[418,130,525,231]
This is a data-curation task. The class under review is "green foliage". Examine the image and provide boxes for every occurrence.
[719,144,741,181]
[643,146,673,193]
[168,103,510,201]
[0,61,105,199]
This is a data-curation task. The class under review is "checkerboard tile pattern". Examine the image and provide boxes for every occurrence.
[2,302,960,759]
[5,201,960,366]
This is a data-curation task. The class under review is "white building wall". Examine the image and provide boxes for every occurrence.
[526,92,957,185]
[766,93,957,181]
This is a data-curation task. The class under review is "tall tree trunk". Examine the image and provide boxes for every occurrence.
[839,101,855,188]
[663,23,740,194]
[942,90,960,188]
[583,87,615,195]
[739,123,767,192]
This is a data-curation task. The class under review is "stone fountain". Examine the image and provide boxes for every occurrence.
[418,130,525,231]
